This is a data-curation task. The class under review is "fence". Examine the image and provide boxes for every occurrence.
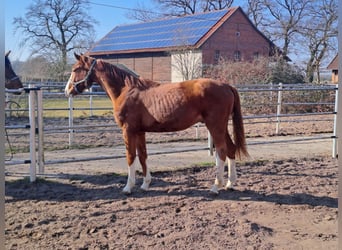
[5,82,338,181]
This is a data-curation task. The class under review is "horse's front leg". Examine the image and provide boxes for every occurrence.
[136,133,151,191]
[122,130,137,194]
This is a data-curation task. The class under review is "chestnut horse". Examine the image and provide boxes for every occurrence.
[5,51,23,94]
[65,54,248,194]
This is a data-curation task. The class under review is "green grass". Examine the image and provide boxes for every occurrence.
[6,95,113,118]
[43,97,113,118]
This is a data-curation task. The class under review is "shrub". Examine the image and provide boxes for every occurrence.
[204,57,305,84]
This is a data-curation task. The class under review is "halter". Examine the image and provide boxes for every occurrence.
[73,59,97,93]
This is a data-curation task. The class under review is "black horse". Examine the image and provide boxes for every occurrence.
[5,51,23,94]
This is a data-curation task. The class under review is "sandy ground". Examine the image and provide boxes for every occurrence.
[5,116,338,249]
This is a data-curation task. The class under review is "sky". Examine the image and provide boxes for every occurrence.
[5,0,155,61]
[5,0,244,62]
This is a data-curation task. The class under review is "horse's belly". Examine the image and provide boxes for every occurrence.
[142,108,202,132]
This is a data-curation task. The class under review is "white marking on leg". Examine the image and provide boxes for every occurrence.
[140,169,151,191]
[123,160,136,194]
[225,158,236,190]
[210,153,225,194]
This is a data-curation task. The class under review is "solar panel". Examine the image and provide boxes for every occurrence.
[90,9,229,53]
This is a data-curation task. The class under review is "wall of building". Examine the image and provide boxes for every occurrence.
[101,52,172,83]
[332,70,339,84]
[201,9,271,65]
[171,50,202,82]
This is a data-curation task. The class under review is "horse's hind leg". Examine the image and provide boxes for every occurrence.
[136,133,151,191]
[225,132,237,190]
[206,128,228,194]
[226,158,236,190]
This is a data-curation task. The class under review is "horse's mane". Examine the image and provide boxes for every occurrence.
[98,60,160,90]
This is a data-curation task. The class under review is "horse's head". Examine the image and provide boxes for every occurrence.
[65,53,97,97]
[5,51,23,94]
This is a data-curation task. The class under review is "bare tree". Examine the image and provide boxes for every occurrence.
[201,0,234,11]
[128,0,234,21]
[126,2,162,22]
[14,0,97,75]
[18,56,51,82]
[171,47,202,81]
[300,0,338,83]
[262,0,311,59]
[156,0,199,15]
[245,0,268,28]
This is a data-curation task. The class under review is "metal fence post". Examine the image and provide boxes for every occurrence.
[37,88,44,174]
[68,97,74,147]
[89,86,93,117]
[28,86,36,182]
[333,86,339,158]
[208,131,213,156]
[276,82,283,135]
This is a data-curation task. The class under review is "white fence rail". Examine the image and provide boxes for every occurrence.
[5,82,338,181]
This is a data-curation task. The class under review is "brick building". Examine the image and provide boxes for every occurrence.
[88,7,279,83]
[327,54,338,84]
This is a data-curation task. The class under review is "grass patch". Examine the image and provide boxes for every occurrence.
[43,97,113,118]
[6,96,113,118]
[193,162,215,167]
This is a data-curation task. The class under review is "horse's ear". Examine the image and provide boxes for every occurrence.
[74,53,81,61]
[5,50,11,57]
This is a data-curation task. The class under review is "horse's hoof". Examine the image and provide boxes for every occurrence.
[210,185,219,195]
[225,181,235,190]
[140,185,149,191]
[214,178,224,188]
[122,186,132,194]
[140,180,151,191]
[225,186,235,191]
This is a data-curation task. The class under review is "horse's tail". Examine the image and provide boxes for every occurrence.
[231,85,249,159]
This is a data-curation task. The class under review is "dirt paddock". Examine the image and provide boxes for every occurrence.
[5,155,338,249]
[5,117,338,249]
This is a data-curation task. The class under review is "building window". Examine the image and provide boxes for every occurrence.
[214,50,220,64]
[253,52,259,60]
[234,51,241,61]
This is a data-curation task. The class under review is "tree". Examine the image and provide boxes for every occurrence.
[261,0,311,59]
[17,56,51,82]
[128,0,234,21]
[14,0,97,77]
[245,0,268,29]
[300,0,338,83]
[126,2,162,22]
[244,0,337,83]
[200,0,234,12]
[171,47,203,81]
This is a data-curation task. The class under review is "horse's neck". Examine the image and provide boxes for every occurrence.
[94,62,157,100]
[93,64,132,101]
